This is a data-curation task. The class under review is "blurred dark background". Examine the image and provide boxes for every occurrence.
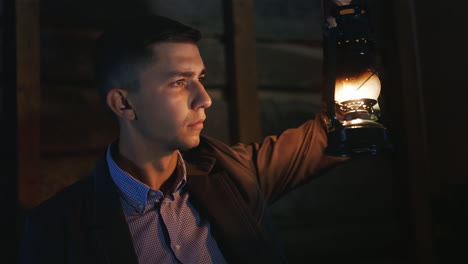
[1,0,466,263]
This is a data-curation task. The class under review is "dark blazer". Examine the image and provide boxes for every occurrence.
[19,118,346,264]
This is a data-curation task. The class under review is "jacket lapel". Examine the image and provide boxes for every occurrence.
[86,154,139,264]
[184,148,273,263]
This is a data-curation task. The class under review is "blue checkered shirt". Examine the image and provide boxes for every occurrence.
[106,144,227,264]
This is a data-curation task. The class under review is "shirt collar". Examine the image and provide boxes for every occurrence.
[106,142,187,213]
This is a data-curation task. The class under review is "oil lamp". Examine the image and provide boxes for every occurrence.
[322,0,391,156]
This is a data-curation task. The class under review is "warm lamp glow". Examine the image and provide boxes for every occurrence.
[322,1,391,156]
[334,71,381,103]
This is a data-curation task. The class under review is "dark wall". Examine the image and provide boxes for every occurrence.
[0,0,18,262]
[376,0,468,263]
[410,0,467,262]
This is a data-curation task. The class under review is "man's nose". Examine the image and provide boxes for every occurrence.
[191,82,212,110]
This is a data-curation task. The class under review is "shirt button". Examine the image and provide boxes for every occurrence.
[175,245,181,250]
[138,204,144,211]
[149,191,157,197]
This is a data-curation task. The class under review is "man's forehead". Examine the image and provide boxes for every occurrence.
[148,43,200,63]
[166,69,206,77]
[149,42,199,55]
[141,45,205,78]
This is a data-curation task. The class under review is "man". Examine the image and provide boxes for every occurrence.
[19,15,348,264]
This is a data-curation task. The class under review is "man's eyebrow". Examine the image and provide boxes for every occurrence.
[168,69,206,78]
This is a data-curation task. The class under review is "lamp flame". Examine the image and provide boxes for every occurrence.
[334,71,381,103]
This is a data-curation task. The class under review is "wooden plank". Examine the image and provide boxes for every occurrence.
[1,1,20,262]
[383,0,435,263]
[41,25,101,83]
[16,0,40,209]
[223,0,262,144]
[40,84,118,154]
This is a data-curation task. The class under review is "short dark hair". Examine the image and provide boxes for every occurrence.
[94,15,201,113]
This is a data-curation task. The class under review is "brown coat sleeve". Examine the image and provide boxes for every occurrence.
[229,113,349,204]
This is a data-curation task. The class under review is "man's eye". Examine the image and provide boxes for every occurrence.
[171,80,186,87]
[198,76,206,82]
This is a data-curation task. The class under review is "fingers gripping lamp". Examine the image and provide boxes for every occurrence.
[322,0,392,156]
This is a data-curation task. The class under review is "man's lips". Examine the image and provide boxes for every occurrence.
[188,119,205,129]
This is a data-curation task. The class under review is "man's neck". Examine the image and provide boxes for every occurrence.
[113,138,179,191]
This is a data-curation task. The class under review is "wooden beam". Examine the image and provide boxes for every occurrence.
[223,0,262,144]
[383,0,436,263]
[1,0,21,262]
[16,0,40,210]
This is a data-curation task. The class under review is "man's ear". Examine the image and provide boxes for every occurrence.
[106,88,137,120]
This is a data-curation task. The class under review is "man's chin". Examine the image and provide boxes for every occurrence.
[178,136,200,151]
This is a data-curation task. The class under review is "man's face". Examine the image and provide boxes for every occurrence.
[127,42,211,151]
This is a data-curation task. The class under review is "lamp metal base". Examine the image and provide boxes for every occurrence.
[325,124,392,157]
